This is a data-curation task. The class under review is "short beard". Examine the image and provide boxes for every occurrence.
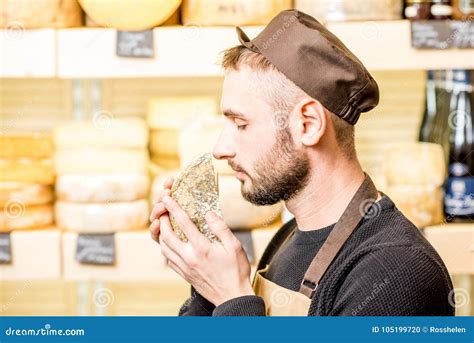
[241,128,310,206]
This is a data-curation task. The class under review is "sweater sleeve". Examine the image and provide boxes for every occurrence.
[178,287,215,316]
[326,245,455,316]
[213,295,266,316]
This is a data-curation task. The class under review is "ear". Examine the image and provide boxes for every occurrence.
[292,97,328,147]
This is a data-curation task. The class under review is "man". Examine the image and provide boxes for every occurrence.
[149,10,454,316]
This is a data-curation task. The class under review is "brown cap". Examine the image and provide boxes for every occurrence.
[236,9,379,125]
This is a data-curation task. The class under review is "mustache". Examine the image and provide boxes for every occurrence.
[228,160,246,174]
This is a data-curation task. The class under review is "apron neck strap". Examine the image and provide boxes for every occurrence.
[299,173,378,298]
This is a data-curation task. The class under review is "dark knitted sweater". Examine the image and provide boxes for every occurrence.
[178,195,455,316]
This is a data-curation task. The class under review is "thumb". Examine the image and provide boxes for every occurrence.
[205,211,234,245]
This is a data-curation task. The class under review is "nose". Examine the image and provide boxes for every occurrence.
[213,129,236,162]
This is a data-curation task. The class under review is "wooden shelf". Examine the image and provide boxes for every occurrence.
[1,21,473,78]
[0,29,56,77]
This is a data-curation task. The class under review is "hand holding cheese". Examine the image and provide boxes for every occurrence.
[158,198,254,306]
[149,176,174,242]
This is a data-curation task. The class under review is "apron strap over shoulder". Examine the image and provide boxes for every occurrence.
[299,173,378,298]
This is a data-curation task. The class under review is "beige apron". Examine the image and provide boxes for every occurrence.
[252,174,378,316]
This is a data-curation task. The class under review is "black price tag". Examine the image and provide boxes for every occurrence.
[116,30,154,58]
[411,20,474,49]
[234,231,255,264]
[76,234,115,265]
[0,233,12,264]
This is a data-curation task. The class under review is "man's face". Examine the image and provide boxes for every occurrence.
[214,67,310,205]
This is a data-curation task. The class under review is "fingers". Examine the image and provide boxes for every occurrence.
[150,219,160,243]
[149,201,167,222]
[163,176,174,190]
[159,214,188,256]
[159,231,187,278]
[162,195,208,247]
[205,211,235,246]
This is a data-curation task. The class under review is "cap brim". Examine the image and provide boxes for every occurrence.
[236,27,260,53]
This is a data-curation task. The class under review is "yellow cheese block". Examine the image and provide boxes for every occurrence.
[78,0,181,30]
[0,158,54,185]
[150,129,180,158]
[150,156,181,171]
[182,0,292,25]
[55,200,149,233]
[56,173,150,203]
[384,143,446,186]
[386,185,444,228]
[0,133,53,158]
[54,117,148,149]
[62,231,180,281]
[0,228,61,280]
[0,204,53,231]
[54,149,149,175]
[423,224,474,274]
[0,0,83,28]
[147,96,218,130]
[219,176,283,230]
[179,117,234,175]
[0,182,53,206]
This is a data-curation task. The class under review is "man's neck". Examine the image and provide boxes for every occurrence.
[285,158,366,232]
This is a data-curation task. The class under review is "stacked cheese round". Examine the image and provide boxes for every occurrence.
[383,142,445,228]
[182,0,292,26]
[147,96,218,170]
[0,0,83,28]
[53,117,150,233]
[0,133,55,232]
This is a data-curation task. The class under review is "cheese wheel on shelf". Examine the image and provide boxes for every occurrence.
[179,117,234,175]
[78,0,181,31]
[147,96,218,130]
[54,117,148,149]
[0,158,54,185]
[182,0,292,26]
[55,200,149,233]
[219,176,283,230]
[0,133,53,158]
[0,183,53,206]
[0,205,53,231]
[54,149,149,175]
[56,174,150,203]
[0,0,83,28]
[384,143,446,186]
[386,185,444,228]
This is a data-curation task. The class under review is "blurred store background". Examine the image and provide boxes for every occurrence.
[0,0,473,316]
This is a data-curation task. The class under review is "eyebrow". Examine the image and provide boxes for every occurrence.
[222,109,248,119]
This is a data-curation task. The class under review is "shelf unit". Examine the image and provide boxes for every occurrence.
[1,21,473,78]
